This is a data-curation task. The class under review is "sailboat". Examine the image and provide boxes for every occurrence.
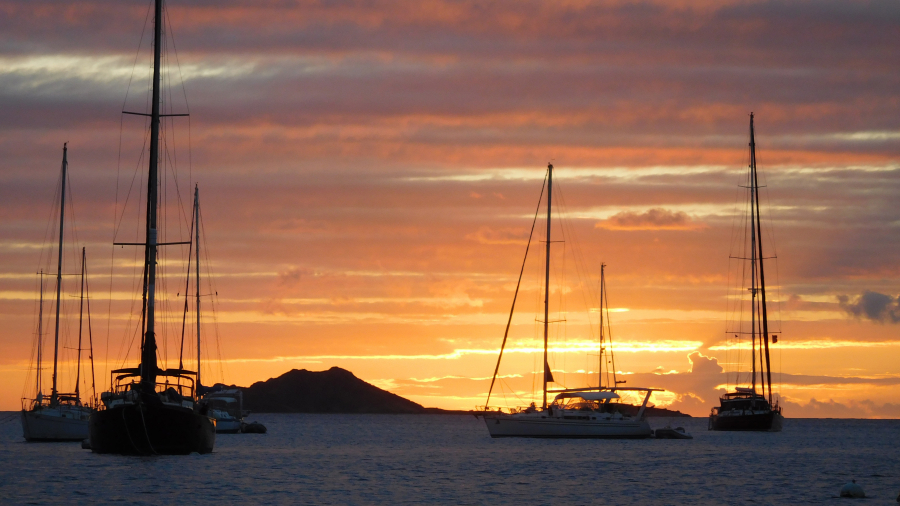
[183,185,245,434]
[21,144,96,442]
[709,113,784,432]
[482,164,660,438]
[88,0,216,454]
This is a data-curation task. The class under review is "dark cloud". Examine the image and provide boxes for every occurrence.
[595,208,705,231]
[278,266,313,288]
[2,0,899,138]
[838,290,900,324]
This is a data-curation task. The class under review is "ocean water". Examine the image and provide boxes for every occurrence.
[1,413,898,505]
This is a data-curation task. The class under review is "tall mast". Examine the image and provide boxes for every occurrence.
[750,113,773,404]
[598,263,605,389]
[75,247,85,403]
[748,119,757,393]
[36,270,44,397]
[542,163,553,409]
[50,143,67,405]
[85,260,96,407]
[140,0,163,389]
[194,185,201,389]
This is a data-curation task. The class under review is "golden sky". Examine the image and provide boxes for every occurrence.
[0,0,898,416]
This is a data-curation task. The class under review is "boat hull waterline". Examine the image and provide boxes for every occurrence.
[484,413,652,438]
[213,418,242,434]
[21,407,91,442]
[90,404,215,455]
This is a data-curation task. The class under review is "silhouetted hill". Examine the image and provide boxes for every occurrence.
[633,405,691,418]
[240,367,427,414]
[234,367,689,416]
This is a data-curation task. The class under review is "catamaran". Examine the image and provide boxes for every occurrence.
[481,164,660,438]
[88,0,216,454]
[21,145,97,441]
[709,113,784,432]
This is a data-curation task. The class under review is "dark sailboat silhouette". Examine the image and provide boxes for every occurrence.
[89,0,216,454]
[709,113,784,432]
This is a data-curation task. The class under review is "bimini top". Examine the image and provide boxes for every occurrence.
[554,391,620,402]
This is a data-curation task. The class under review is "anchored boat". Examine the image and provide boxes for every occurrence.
[709,113,784,432]
[201,388,245,434]
[481,164,660,438]
[89,0,215,455]
[21,145,97,442]
[178,185,247,434]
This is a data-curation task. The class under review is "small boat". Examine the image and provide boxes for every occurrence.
[241,421,267,434]
[654,426,693,439]
[709,113,784,432]
[89,0,215,455]
[21,145,96,442]
[201,388,245,434]
[481,164,661,439]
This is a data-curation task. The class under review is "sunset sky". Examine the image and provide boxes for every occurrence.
[1,0,898,417]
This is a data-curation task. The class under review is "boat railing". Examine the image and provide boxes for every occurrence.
[108,367,197,398]
[21,395,88,410]
[107,367,197,402]
[109,378,196,399]
[477,405,534,415]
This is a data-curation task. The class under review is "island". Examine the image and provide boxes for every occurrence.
[224,367,689,417]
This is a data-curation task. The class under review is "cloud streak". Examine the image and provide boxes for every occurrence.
[595,208,706,231]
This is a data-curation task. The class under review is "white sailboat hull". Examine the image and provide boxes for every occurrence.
[483,412,652,439]
[21,406,91,441]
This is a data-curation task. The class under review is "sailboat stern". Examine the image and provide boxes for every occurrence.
[708,391,782,431]
[90,400,215,455]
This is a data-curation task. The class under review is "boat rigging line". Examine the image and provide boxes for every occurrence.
[485,169,548,409]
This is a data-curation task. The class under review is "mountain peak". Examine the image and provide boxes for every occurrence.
[242,367,424,414]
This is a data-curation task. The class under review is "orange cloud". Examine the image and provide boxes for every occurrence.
[465,226,528,245]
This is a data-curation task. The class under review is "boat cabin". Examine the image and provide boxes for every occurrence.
[716,390,772,414]
[101,367,198,410]
[551,391,623,413]
[200,389,243,419]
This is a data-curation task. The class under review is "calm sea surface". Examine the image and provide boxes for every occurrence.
[0,413,898,505]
